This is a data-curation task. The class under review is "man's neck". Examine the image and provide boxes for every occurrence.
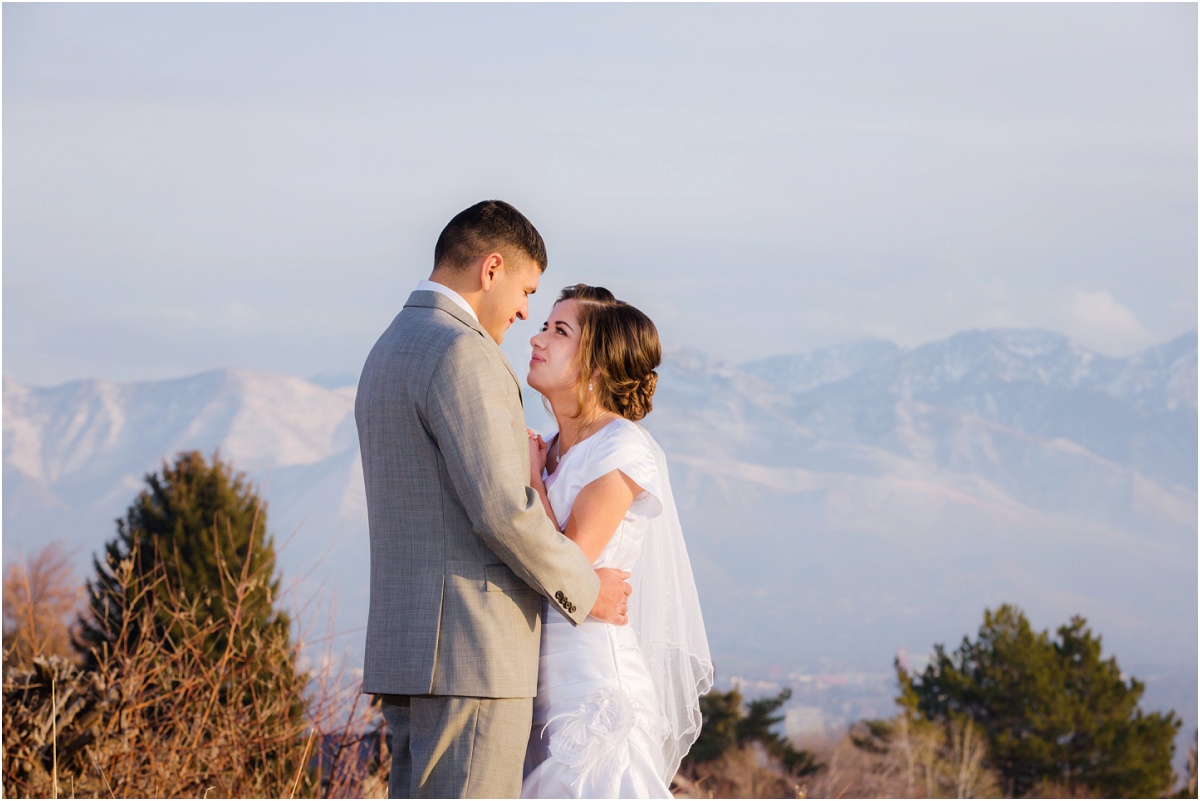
[424,271,483,321]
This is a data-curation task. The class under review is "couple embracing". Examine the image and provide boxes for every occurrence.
[356,200,712,799]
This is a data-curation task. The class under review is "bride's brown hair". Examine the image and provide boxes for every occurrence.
[557,284,661,422]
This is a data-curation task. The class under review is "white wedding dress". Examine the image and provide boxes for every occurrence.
[522,419,708,799]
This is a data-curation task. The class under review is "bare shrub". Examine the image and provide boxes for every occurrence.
[796,731,889,799]
[2,541,83,667]
[677,742,806,798]
[300,607,390,799]
[944,714,999,798]
[794,714,1001,799]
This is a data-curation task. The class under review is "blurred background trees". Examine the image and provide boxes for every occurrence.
[678,686,822,797]
[674,605,1186,798]
[902,604,1181,798]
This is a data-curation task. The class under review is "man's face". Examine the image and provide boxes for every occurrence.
[478,254,540,344]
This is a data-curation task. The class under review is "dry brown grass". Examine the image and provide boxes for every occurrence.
[2,541,387,799]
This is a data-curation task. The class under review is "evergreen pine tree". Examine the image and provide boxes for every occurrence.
[904,604,1180,797]
[77,450,286,662]
[684,687,821,778]
[688,688,742,765]
[738,688,821,776]
[74,450,305,737]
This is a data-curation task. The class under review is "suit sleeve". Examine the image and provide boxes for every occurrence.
[424,335,600,624]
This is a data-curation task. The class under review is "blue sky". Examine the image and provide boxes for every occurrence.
[4,3,1196,387]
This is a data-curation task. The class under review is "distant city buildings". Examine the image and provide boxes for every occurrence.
[728,669,899,742]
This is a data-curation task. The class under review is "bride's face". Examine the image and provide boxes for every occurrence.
[528,299,584,397]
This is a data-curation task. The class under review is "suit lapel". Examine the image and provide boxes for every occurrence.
[404,291,523,400]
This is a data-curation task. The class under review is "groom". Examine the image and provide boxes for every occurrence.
[356,200,632,798]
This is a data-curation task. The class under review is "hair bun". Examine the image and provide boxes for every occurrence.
[612,370,657,422]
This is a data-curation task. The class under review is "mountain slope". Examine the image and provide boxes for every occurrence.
[2,370,364,627]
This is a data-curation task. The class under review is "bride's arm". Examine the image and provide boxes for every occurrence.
[561,471,642,563]
[527,430,642,563]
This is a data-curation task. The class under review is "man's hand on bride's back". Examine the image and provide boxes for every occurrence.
[589,568,633,626]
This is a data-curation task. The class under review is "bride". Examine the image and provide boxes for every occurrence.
[521,284,713,798]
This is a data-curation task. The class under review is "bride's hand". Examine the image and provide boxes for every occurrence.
[527,429,548,485]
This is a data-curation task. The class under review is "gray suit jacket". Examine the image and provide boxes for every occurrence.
[356,290,600,698]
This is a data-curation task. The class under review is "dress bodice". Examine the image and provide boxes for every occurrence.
[542,418,663,572]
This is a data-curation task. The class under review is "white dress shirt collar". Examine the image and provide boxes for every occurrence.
[416,279,479,324]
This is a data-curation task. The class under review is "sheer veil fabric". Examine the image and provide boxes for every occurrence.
[629,424,714,783]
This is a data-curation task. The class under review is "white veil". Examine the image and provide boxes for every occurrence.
[629,425,714,784]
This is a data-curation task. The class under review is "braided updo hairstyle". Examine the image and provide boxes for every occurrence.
[557,284,661,422]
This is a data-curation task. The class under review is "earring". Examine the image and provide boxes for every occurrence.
[588,381,593,392]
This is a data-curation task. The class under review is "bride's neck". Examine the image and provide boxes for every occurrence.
[551,398,610,448]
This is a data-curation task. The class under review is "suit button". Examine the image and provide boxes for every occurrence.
[555,590,565,602]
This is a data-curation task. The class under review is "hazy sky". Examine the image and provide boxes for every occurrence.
[4,3,1196,387]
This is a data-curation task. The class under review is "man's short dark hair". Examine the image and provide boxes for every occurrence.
[434,200,548,273]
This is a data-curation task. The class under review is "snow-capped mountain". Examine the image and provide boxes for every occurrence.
[3,369,369,645]
[646,330,1196,742]
[3,328,1195,734]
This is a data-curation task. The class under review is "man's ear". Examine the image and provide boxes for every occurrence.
[477,252,504,291]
